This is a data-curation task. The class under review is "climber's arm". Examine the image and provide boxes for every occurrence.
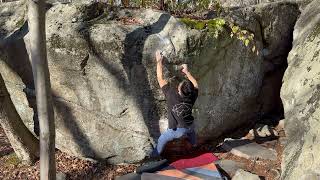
[156,50,168,88]
[181,64,198,89]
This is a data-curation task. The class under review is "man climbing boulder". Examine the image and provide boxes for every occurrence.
[151,50,199,158]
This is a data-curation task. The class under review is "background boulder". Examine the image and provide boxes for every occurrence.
[223,2,300,122]
[219,0,312,9]
[280,0,320,178]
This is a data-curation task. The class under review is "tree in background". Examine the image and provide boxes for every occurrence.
[0,74,39,165]
[28,0,56,179]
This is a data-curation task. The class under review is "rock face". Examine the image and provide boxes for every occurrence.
[0,0,26,39]
[224,2,300,121]
[220,0,312,9]
[215,160,245,177]
[232,169,260,180]
[222,139,277,161]
[280,0,320,179]
[0,0,302,164]
[0,2,265,163]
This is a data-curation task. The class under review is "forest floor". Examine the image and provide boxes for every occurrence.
[0,125,285,180]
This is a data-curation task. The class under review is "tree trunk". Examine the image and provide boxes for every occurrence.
[0,75,39,165]
[28,0,56,179]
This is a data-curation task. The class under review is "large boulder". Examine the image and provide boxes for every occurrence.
[0,2,265,163]
[280,0,320,179]
[219,0,312,9]
[0,0,26,39]
[223,2,300,119]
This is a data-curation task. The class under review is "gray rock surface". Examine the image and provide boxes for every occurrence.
[249,124,278,138]
[0,2,265,163]
[56,172,67,180]
[220,0,312,9]
[222,2,300,118]
[280,0,320,179]
[279,137,288,146]
[232,169,260,180]
[222,139,277,160]
[215,160,244,177]
[0,0,304,165]
[0,1,26,41]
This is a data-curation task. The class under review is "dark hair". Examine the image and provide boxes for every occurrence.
[180,80,195,98]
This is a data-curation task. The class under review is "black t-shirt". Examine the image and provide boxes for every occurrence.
[162,84,198,130]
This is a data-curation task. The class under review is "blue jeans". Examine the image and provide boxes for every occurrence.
[156,125,196,154]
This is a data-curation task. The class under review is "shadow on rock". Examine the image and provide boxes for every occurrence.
[120,13,171,139]
[80,13,171,143]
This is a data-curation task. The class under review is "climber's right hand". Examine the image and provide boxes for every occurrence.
[181,64,189,75]
[156,50,163,63]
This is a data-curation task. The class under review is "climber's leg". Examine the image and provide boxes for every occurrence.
[187,127,197,146]
[156,128,187,154]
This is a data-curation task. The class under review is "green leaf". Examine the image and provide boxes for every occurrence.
[238,35,245,41]
[244,39,250,46]
[232,26,239,33]
[195,22,206,30]
[241,30,248,35]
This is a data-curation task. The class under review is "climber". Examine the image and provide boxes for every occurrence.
[151,50,199,158]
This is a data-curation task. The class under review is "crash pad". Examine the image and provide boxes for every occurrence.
[170,153,219,170]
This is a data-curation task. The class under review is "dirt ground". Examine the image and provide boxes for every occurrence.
[0,127,137,180]
[0,125,284,180]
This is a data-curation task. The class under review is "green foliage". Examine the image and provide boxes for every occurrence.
[105,0,225,16]
[138,0,159,8]
[195,0,211,11]
[168,1,189,14]
[207,18,225,38]
[229,23,257,53]
[181,17,258,54]
[212,0,223,16]
[180,18,226,38]
[166,0,224,15]
[180,18,206,30]
[180,18,225,36]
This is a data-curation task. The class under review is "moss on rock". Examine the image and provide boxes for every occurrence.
[179,17,256,47]
[179,18,226,38]
[180,18,225,30]
[179,18,206,30]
